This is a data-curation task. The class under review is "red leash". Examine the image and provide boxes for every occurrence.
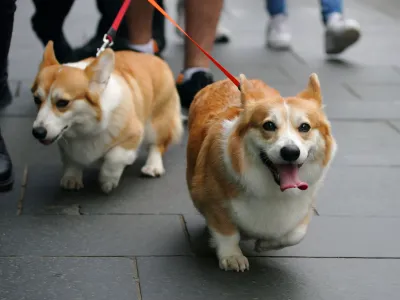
[97,0,240,89]
[97,0,131,56]
[147,0,240,88]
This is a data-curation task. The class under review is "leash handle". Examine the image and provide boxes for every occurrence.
[147,0,240,88]
[97,0,131,56]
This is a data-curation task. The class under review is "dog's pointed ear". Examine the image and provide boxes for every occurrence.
[39,41,59,70]
[85,48,115,95]
[297,73,322,106]
[239,73,253,107]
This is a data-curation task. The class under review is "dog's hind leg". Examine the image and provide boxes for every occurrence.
[141,90,183,177]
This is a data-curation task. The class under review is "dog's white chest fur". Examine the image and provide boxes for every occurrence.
[59,134,112,166]
[221,117,320,240]
[228,190,313,240]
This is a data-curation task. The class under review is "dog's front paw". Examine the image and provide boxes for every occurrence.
[219,255,249,272]
[141,164,165,178]
[60,176,84,190]
[254,239,284,252]
[99,177,119,194]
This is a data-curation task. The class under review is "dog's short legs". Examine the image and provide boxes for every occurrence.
[99,146,138,193]
[60,162,84,190]
[210,229,249,272]
[141,145,165,177]
[205,207,249,272]
[255,210,311,252]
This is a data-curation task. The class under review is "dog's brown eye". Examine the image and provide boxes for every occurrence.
[33,96,41,105]
[299,123,311,133]
[55,99,70,108]
[263,121,277,131]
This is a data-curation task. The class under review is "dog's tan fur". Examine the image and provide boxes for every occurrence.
[186,74,336,271]
[32,41,182,192]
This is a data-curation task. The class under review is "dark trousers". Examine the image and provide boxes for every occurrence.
[31,0,165,44]
[0,0,17,85]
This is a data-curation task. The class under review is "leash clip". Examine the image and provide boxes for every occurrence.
[96,34,114,57]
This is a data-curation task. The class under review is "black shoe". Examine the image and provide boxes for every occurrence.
[71,35,106,61]
[0,129,13,192]
[71,35,163,61]
[176,71,214,110]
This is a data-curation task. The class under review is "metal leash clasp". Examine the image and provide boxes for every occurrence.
[96,34,114,57]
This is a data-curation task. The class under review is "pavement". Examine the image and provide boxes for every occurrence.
[1,0,400,299]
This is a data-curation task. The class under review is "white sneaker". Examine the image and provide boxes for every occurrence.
[266,14,292,50]
[325,12,361,54]
[175,0,231,44]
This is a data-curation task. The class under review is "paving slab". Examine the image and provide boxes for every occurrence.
[318,166,400,217]
[21,132,195,215]
[348,84,400,102]
[0,215,190,256]
[183,214,400,258]
[325,101,400,120]
[389,121,400,132]
[0,117,60,166]
[0,82,38,117]
[0,257,138,300]
[137,257,400,300]
[0,166,24,216]
[330,121,400,165]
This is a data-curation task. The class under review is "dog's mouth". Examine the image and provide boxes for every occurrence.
[259,150,308,192]
[39,126,69,145]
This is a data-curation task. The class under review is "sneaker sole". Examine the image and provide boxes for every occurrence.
[267,41,291,51]
[0,172,14,192]
[326,28,360,55]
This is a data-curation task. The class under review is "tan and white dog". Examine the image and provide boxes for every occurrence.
[31,41,183,193]
[186,74,337,271]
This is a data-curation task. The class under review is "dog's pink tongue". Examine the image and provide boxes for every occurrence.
[276,165,308,192]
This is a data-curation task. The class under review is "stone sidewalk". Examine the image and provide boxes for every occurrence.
[1,0,400,299]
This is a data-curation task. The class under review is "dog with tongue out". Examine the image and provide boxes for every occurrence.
[186,73,337,272]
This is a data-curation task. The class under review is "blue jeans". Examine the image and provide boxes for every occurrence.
[267,0,343,24]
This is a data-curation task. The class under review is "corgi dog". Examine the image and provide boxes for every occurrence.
[31,41,183,193]
[186,73,337,272]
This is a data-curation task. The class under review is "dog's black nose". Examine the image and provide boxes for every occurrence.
[280,145,300,162]
[32,126,47,140]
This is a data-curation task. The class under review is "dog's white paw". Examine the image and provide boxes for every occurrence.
[254,239,284,252]
[99,178,119,194]
[60,176,84,190]
[141,164,165,177]
[219,255,249,272]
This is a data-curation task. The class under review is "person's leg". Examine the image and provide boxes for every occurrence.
[321,0,361,54]
[126,0,156,54]
[320,0,342,24]
[267,0,287,16]
[0,0,15,191]
[175,0,230,44]
[176,0,223,110]
[265,0,291,50]
[71,0,166,61]
[31,0,75,62]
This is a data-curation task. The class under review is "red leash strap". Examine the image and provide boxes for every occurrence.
[96,0,240,89]
[97,0,131,56]
[147,0,240,89]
